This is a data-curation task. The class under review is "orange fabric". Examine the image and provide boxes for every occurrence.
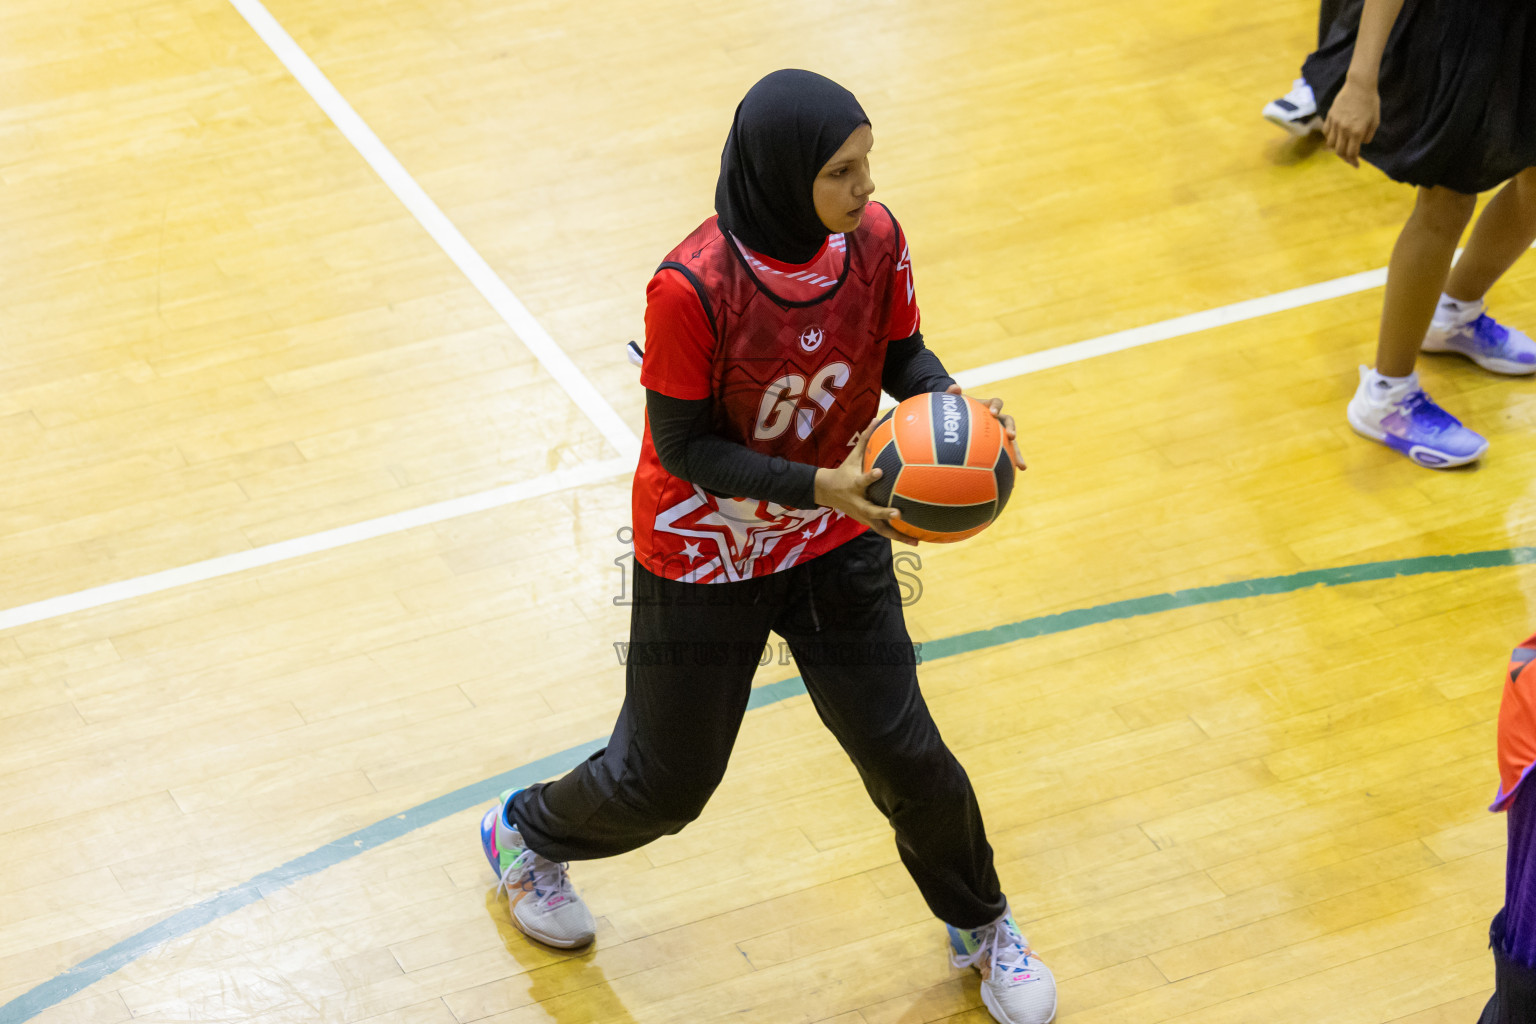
[1494,634,1536,811]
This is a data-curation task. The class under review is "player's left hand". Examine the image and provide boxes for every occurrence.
[945,384,1027,471]
[1324,78,1380,168]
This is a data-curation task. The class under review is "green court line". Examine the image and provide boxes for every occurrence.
[4,544,1532,1023]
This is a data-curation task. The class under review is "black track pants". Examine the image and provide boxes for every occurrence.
[510,531,1007,929]
[1317,0,1362,50]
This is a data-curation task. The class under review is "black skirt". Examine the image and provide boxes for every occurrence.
[1303,0,1536,194]
[1478,909,1536,1024]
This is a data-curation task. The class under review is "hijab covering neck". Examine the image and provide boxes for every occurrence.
[714,69,869,266]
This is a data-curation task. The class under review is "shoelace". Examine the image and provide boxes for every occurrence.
[1398,390,1458,434]
[952,917,1040,981]
[498,847,578,911]
[1472,314,1511,351]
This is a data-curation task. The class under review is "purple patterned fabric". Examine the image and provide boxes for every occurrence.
[1505,782,1536,967]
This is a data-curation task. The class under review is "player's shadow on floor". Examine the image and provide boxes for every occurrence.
[483,888,639,1024]
[1266,131,1327,165]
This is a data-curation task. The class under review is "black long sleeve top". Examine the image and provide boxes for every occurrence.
[645,331,956,508]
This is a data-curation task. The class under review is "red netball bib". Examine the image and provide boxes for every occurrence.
[633,202,916,582]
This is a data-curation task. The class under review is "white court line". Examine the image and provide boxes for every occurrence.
[954,267,1388,389]
[0,458,634,633]
[955,240,1530,389]
[225,0,641,462]
[1,258,1425,635]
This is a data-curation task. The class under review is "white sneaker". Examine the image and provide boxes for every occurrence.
[1422,300,1536,375]
[479,788,596,949]
[948,906,1057,1024]
[1263,78,1323,136]
[1346,366,1488,468]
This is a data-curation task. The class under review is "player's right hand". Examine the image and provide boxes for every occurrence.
[813,417,917,546]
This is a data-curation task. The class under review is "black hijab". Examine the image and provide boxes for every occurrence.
[714,70,869,266]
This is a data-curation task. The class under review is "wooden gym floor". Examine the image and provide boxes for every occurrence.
[3,0,1535,1021]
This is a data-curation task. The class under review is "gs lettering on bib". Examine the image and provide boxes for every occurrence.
[632,202,913,583]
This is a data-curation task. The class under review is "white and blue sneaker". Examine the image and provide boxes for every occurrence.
[1263,78,1323,136]
[1346,367,1488,468]
[1422,301,1536,375]
[479,788,596,949]
[948,906,1057,1024]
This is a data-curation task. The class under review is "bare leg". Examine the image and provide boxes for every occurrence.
[1446,169,1536,303]
[1375,186,1477,376]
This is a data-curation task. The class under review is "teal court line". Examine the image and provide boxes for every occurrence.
[3,545,1533,1023]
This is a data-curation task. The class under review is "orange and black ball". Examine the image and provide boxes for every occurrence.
[862,392,1016,543]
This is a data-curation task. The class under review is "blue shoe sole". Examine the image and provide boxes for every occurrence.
[1377,432,1486,468]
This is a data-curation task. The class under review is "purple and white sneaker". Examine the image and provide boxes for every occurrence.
[1422,302,1536,375]
[480,788,595,948]
[1346,367,1488,468]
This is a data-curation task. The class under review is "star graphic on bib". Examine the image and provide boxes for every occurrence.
[692,495,769,557]
[652,488,839,582]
